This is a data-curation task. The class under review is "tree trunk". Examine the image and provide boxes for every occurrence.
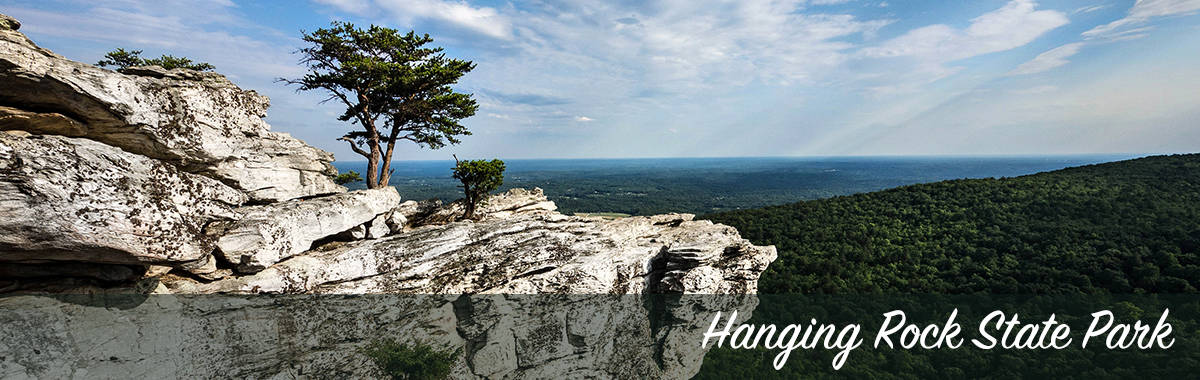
[360,95,384,189]
[366,141,381,189]
[378,161,392,188]
[378,132,397,188]
[463,199,475,220]
[462,185,476,220]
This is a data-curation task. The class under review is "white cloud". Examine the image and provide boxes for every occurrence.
[1083,0,1200,39]
[862,0,1068,62]
[316,0,512,39]
[391,0,894,155]
[6,4,304,79]
[1010,85,1058,94]
[574,116,594,122]
[847,57,1200,155]
[1074,4,1110,14]
[316,0,372,14]
[329,0,888,87]
[1008,42,1084,75]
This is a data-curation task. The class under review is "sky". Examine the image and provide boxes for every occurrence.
[3,0,1199,161]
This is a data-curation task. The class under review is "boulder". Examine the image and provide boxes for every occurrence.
[212,188,401,273]
[365,214,389,239]
[414,187,558,226]
[389,198,444,229]
[479,187,558,217]
[0,22,343,202]
[0,131,246,265]
[385,208,409,233]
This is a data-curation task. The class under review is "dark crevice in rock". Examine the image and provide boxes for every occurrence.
[511,266,557,281]
[0,261,147,284]
[652,218,684,227]
[452,295,484,375]
[0,75,122,127]
[644,247,670,294]
[166,267,213,284]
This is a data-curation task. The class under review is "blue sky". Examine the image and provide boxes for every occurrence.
[4,0,1199,160]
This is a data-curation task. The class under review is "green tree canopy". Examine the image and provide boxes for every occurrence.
[452,156,505,220]
[285,21,478,189]
[96,48,215,71]
[333,170,363,185]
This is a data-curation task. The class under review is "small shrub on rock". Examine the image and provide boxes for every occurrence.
[334,170,364,185]
[97,48,215,71]
[360,339,459,380]
[451,156,505,220]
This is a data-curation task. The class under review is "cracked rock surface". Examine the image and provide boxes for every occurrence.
[0,131,245,265]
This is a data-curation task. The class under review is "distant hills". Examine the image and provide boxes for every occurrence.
[704,154,1200,294]
[342,155,1130,215]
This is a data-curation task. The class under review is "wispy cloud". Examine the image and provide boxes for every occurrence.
[810,0,853,5]
[848,0,1068,98]
[1010,85,1058,94]
[1083,0,1200,39]
[861,0,1068,62]
[316,0,512,39]
[334,0,889,87]
[4,3,304,80]
[1074,4,1111,14]
[1009,42,1084,75]
[478,89,571,106]
[574,116,594,122]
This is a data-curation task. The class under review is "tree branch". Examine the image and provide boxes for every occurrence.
[338,136,370,158]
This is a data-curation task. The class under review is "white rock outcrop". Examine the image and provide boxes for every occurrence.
[0,131,245,265]
[0,23,343,202]
[410,187,558,226]
[212,188,402,273]
[169,211,773,295]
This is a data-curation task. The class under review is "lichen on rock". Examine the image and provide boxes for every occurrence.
[0,131,245,265]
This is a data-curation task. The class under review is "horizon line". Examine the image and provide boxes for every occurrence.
[329,152,1173,164]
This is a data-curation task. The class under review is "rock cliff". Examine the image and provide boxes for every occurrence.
[0,14,776,379]
[0,18,343,202]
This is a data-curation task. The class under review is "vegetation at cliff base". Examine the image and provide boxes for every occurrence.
[360,339,459,380]
[702,154,1200,294]
[96,48,215,71]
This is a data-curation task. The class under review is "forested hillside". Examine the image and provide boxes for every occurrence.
[703,154,1200,294]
